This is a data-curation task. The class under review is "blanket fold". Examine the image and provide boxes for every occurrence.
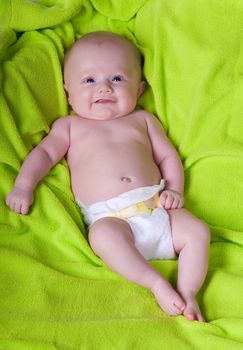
[1,0,243,349]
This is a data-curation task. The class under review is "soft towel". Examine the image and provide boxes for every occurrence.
[1,0,243,349]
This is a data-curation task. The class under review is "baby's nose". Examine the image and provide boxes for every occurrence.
[98,82,113,93]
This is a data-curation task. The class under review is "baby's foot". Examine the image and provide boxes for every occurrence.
[150,278,185,316]
[180,291,205,322]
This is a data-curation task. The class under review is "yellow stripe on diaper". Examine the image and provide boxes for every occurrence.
[104,194,162,220]
[105,201,156,220]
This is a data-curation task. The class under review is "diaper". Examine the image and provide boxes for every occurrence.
[76,180,176,261]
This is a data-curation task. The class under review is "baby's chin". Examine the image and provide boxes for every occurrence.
[72,103,136,121]
[90,107,123,120]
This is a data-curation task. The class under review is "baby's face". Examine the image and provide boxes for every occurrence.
[64,35,145,120]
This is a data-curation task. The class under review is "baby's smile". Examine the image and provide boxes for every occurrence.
[94,99,116,104]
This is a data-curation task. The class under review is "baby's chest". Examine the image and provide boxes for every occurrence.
[70,119,148,145]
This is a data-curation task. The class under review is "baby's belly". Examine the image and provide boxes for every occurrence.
[69,153,161,205]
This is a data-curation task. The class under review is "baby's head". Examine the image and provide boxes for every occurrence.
[63,31,146,120]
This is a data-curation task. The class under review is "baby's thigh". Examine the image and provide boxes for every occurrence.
[88,217,135,254]
[168,208,209,254]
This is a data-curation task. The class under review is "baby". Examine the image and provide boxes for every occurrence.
[6,31,209,322]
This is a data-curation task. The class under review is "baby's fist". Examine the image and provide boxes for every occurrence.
[6,186,34,215]
[159,190,184,210]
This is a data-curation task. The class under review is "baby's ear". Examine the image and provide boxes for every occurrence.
[138,80,146,97]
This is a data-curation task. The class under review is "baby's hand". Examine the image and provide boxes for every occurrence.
[6,186,34,215]
[159,190,184,210]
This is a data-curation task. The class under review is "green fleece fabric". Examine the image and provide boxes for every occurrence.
[1,0,243,349]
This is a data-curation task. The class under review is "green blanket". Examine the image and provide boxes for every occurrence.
[1,0,243,349]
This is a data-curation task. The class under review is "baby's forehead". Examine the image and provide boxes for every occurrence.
[79,36,135,57]
[65,32,141,64]
[63,32,143,80]
[78,38,124,53]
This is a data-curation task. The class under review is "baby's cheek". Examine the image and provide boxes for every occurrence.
[69,93,87,114]
[121,91,138,112]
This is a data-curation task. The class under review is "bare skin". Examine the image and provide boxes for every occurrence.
[6,32,209,321]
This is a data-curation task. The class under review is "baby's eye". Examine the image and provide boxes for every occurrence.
[84,77,95,84]
[112,75,123,83]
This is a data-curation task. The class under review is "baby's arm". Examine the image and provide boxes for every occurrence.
[145,113,184,210]
[6,117,71,214]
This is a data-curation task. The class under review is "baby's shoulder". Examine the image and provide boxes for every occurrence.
[51,115,72,127]
[51,115,81,129]
[133,109,158,124]
[133,110,166,134]
[48,116,77,138]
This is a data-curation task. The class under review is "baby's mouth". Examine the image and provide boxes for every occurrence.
[94,99,115,104]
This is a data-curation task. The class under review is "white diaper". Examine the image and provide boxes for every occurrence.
[76,180,176,261]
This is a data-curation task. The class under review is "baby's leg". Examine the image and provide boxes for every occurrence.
[89,217,185,316]
[168,209,210,322]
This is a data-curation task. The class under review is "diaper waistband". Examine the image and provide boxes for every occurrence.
[76,180,165,224]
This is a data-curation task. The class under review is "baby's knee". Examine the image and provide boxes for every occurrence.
[89,218,113,252]
[88,217,133,254]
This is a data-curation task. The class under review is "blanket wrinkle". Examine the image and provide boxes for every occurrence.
[1,0,243,349]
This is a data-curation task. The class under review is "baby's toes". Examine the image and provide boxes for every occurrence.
[168,298,185,316]
[183,305,205,322]
[20,203,29,215]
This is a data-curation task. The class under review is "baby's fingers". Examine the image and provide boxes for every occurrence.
[165,194,175,209]
[160,192,173,209]
[178,197,184,208]
[5,195,16,211]
[20,202,30,215]
[159,191,167,208]
[6,194,29,214]
[160,191,184,210]
[8,198,22,214]
[170,198,180,209]
[170,196,184,209]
